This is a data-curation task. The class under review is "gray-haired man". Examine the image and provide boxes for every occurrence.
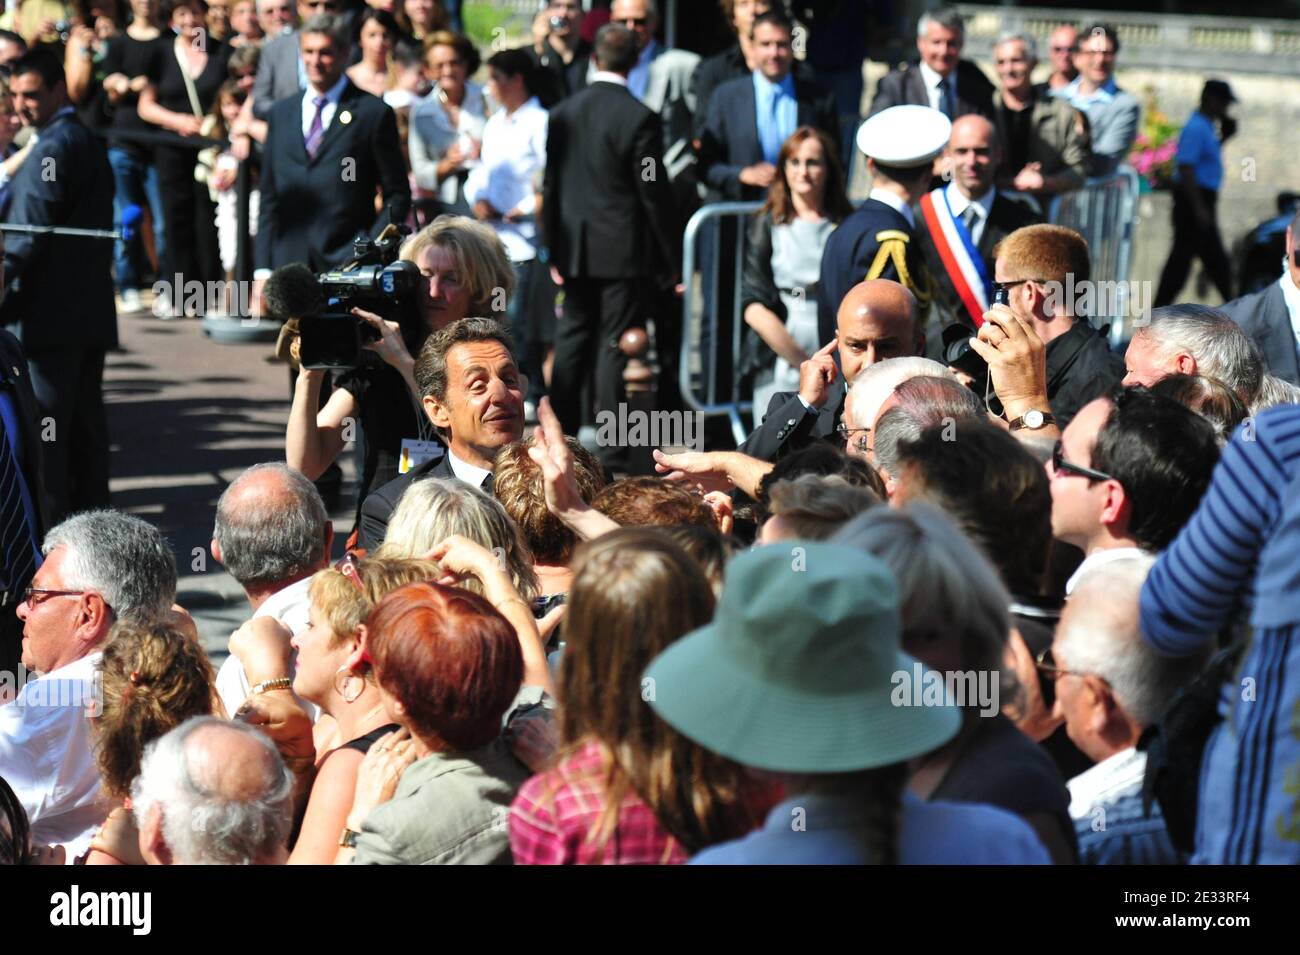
[133,716,294,865]
[211,462,332,717]
[0,510,176,859]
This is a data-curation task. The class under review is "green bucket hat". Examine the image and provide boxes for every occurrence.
[643,541,960,774]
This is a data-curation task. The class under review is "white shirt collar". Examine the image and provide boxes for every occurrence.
[447,449,492,489]
[945,181,995,218]
[868,187,915,228]
[1277,262,1300,344]
[1067,746,1147,819]
[1065,545,1147,596]
[306,73,348,105]
[917,60,954,107]
[590,70,628,87]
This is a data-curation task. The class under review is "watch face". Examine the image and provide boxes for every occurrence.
[1024,410,1044,428]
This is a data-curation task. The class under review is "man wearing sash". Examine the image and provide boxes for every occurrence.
[913,114,1041,352]
[817,104,948,348]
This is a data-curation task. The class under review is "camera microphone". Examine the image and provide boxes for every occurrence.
[263,263,324,321]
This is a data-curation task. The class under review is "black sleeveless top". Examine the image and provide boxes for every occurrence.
[343,722,402,755]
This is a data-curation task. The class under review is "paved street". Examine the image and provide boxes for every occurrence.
[104,299,357,667]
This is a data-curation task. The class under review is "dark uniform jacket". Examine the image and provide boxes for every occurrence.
[1220,281,1300,386]
[739,386,845,464]
[817,197,931,346]
[1045,320,1126,427]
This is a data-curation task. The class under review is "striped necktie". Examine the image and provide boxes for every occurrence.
[305,95,328,158]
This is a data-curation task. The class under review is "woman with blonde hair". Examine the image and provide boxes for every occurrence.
[287,214,515,537]
[82,620,215,865]
[376,476,538,601]
[284,556,443,863]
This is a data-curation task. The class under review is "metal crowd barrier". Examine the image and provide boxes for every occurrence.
[679,200,763,447]
[1048,165,1142,346]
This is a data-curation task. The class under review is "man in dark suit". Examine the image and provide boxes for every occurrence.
[741,279,922,463]
[1,49,115,523]
[696,9,838,202]
[255,14,409,276]
[818,105,950,347]
[868,7,995,121]
[543,23,678,470]
[1219,211,1300,385]
[251,0,342,120]
[358,318,525,551]
[912,114,1042,348]
[0,327,47,692]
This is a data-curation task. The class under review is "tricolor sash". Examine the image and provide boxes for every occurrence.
[918,187,992,327]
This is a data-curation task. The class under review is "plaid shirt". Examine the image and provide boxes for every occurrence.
[509,740,688,865]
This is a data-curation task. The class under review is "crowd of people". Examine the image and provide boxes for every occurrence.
[3,2,1300,868]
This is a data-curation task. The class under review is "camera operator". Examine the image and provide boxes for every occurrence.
[285,216,515,535]
[964,224,1123,434]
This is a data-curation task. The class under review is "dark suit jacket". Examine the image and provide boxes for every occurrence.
[912,189,1043,331]
[0,330,47,677]
[358,449,456,552]
[0,109,115,352]
[697,70,838,201]
[543,80,679,281]
[1220,281,1300,385]
[817,198,928,346]
[255,81,411,272]
[868,59,995,120]
[739,386,845,464]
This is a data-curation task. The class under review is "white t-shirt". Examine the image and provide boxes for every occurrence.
[215,577,318,720]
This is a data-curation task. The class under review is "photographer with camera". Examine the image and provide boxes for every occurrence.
[285,216,515,535]
[528,0,588,108]
[963,224,1123,434]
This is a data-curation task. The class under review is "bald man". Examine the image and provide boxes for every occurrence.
[210,462,332,719]
[740,279,921,462]
[135,717,295,864]
[912,113,1041,345]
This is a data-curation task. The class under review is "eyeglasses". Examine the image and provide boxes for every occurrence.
[1050,45,1076,53]
[1034,646,1081,682]
[1051,439,1113,483]
[991,278,1048,297]
[21,587,111,612]
[835,422,871,452]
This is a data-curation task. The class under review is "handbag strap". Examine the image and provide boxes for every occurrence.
[174,41,204,120]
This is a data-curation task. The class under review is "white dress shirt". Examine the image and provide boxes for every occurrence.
[214,576,316,720]
[0,651,108,861]
[464,96,548,263]
[1277,261,1300,357]
[1067,746,1147,820]
[590,70,628,88]
[917,61,955,114]
[944,181,996,247]
[868,186,915,229]
[1065,545,1147,596]
[300,73,349,141]
[447,448,492,489]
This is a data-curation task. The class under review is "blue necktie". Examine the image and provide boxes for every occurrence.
[762,86,785,165]
[938,79,954,119]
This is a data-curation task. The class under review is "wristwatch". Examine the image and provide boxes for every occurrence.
[1008,410,1056,432]
[338,828,360,849]
[249,677,293,695]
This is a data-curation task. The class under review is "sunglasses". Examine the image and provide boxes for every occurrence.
[618,16,648,26]
[1051,439,1113,483]
[334,552,365,593]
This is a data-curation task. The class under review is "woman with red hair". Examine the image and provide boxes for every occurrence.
[336,577,531,864]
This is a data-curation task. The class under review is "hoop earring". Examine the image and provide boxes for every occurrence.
[334,666,363,704]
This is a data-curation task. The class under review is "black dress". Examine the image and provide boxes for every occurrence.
[147,37,231,287]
